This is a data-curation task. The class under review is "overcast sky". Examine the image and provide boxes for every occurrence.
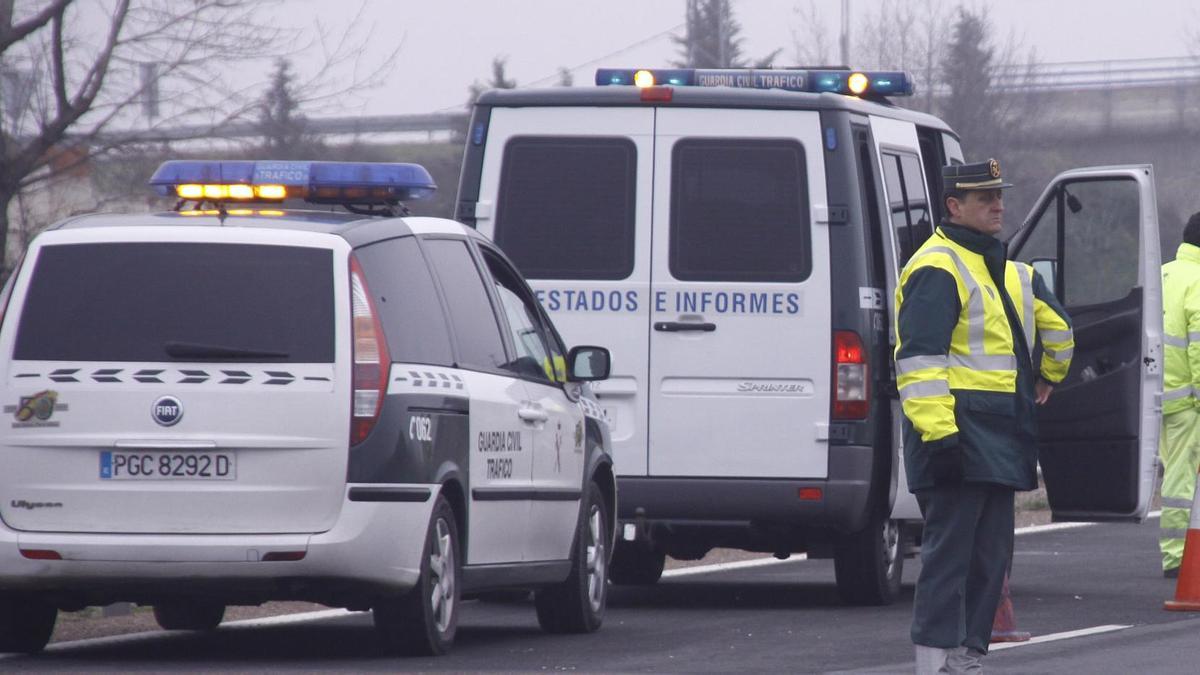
[287,0,1196,117]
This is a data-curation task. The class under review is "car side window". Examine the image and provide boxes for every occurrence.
[353,237,454,366]
[421,238,508,372]
[480,249,561,384]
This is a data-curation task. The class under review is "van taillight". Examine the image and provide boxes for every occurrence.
[833,330,868,420]
[349,255,390,446]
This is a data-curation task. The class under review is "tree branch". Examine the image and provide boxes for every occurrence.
[0,0,71,56]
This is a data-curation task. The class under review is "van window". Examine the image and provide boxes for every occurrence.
[354,237,454,366]
[494,136,637,280]
[881,151,933,266]
[14,243,334,362]
[421,239,508,371]
[670,138,811,282]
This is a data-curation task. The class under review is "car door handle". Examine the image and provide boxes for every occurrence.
[518,407,549,423]
[654,321,717,332]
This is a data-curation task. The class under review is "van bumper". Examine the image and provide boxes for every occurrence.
[617,445,876,533]
[0,484,438,605]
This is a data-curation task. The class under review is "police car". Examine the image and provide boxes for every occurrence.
[0,160,616,655]
[457,67,1164,604]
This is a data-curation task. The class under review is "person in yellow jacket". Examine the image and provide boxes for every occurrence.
[897,159,1073,673]
[1159,212,1200,578]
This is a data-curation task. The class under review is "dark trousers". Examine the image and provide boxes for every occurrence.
[911,482,1015,654]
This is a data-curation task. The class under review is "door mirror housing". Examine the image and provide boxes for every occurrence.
[1031,258,1057,286]
[567,346,611,382]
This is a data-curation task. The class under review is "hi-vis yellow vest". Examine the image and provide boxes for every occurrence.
[895,229,1073,444]
[1162,242,1200,415]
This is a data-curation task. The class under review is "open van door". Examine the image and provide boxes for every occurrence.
[1008,165,1162,522]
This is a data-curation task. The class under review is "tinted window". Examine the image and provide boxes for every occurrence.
[354,237,453,366]
[421,239,507,371]
[481,250,556,383]
[14,243,334,362]
[670,139,810,282]
[495,136,636,280]
[881,151,932,266]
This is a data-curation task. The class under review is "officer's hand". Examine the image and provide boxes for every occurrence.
[1035,380,1054,405]
[930,446,964,484]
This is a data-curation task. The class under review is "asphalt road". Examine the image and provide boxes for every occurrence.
[4,516,1198,673]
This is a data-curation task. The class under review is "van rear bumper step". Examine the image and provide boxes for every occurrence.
[617,445,877,532]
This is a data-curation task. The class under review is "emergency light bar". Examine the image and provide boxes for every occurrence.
[595,68,914,98]
[148,160,437,205]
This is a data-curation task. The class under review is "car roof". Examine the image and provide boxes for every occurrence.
[477,86,955,134]
[47,209,487,248]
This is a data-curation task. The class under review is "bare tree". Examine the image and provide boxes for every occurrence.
[791,0,834,66]
[0,0,398,272]
[466,56,517,107]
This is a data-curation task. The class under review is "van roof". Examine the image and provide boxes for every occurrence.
[476,86,955,135]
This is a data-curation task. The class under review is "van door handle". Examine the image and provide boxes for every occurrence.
[518,406,549,423]
[654,321,717,332]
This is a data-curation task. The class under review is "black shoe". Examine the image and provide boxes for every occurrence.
[1164,567,1180,579]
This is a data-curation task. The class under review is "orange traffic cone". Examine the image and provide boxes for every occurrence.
[991,572,1031,642]
[1165,469,1200,611]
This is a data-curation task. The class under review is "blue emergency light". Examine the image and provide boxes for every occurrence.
[148,160,437,205]
[595,68,914,98]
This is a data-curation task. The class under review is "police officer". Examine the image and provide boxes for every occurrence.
[1159,212,1200,578]
[895,159,1073,673]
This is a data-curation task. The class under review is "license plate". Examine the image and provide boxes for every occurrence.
[100,451,236,480]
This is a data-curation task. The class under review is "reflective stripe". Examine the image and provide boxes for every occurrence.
[1165,334,1188,349]
[1164,387,1194,402]
[950,354,1018,371]
[1040,328,1073,344]
[896,354,949,375]
[1162,497,1194,509]
[917,246,986,353]
[1045,347,1074,362]
[1191,332,1200,343]
[1016,263,1035,351]
[1161,528,1190,539]
[899,379,951,401]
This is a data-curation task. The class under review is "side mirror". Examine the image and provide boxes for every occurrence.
[1031,257,1057,285]
[567,346,611,382]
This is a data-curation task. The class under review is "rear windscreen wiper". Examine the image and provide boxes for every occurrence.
[164,341,289,360]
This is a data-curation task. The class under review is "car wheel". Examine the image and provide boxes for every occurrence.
[0,594,56,654]
[610,539,666,586]
[535,481,609,633]
[153,601,225,631]
[374,495,460,656]
[834,516,904,606]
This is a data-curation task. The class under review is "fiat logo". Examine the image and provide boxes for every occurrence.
[152,396,183,427]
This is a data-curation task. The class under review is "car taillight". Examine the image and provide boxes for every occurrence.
[833,330,868,420]
[349,255,390,446]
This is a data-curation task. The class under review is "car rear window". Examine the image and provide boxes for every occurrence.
[494,136,637,280]
[13,242,335,362]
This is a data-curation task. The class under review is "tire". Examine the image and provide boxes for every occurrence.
[609,539,666,586]
[0,594,56,654]
[834,517,904,606]
[152,601,225,631]
[534,481,609,634]
[374,495,460,656]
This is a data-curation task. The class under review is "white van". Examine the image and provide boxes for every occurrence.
[456,68,1163,605]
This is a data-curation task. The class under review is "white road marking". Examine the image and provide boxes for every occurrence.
[990,624,1132,651]
[662,554,808,578]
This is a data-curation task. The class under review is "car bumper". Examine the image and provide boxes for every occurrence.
[0,484,438,604]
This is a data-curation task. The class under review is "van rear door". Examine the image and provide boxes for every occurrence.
[1009,165,1161,521]
[0,228,349,535]
[471,107,653,476]
[648,108,831,478]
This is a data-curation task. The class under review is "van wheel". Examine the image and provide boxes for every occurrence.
[0,594,56,654]
[834,517,904,606]
[153,601,225,631]
[374,495,460,655]
[610,539,666,585]
[535,481,609,633]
